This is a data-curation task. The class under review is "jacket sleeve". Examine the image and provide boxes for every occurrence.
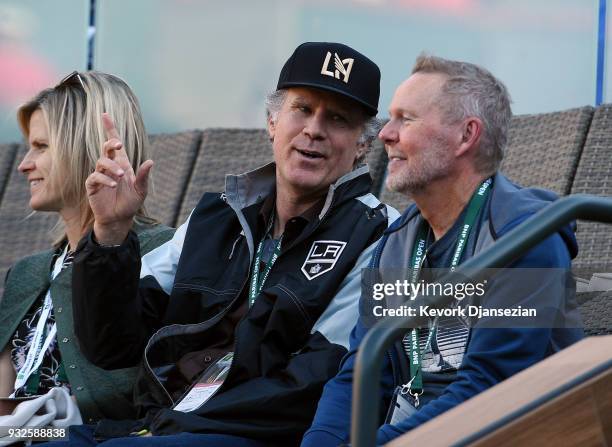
[72,218,189,369]
[301,319,397,447]
[301,240,397,447]
[376,228,583,444]
[138,226,176,256]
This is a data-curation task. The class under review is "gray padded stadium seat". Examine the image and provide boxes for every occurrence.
[146,130,202,227]
[177,128,273,224]
[501,106,594,194]
[571,104,612,274]
[0,143,18,208]
[578,290,612,336]
[366,137,388,198]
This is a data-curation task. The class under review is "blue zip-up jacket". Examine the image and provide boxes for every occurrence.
[301,173,583,446]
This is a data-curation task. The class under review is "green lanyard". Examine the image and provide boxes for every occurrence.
[249,217,283,308]
[405,178,492,399]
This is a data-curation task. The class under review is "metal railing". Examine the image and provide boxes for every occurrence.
[351,194,612,447]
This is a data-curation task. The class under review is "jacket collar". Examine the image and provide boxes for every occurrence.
[385,172,562,236]
[0,250,59,350]
[11,250,57,299]
[224,162,372,220]
[383,173,577,258]
[487,172,560,234]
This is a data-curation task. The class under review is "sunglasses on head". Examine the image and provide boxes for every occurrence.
[57,71,86,90]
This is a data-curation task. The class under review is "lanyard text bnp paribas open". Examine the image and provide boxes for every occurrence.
[249,216,283,307]
[403,178,492,404]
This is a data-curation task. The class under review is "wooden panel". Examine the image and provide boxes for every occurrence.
[593,372,612,444]
[472,372,611,447]
[386,336,612,447]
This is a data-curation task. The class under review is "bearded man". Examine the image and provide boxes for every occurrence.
[302,54,583,447]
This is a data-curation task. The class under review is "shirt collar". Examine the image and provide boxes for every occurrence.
[258,191,326,226]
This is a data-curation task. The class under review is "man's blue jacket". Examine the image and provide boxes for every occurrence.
[302,173,584,446]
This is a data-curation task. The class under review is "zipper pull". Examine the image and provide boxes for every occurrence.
[229,231,245,260]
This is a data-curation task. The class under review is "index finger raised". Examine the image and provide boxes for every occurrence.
[102,113,121,141]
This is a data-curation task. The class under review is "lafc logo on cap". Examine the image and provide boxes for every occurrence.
[321,52,354,83]
[301,240,347,280]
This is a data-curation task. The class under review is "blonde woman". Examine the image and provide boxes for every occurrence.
[0,71,174,423]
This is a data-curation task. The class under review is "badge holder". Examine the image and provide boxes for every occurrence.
[385,375,423,426]
[173,352,234,413]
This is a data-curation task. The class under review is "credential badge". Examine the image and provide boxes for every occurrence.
[301,240,347,280]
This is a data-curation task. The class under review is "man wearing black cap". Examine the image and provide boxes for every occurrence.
[68,42,398,446]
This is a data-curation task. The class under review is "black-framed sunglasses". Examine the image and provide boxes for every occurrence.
[57,71,86,90]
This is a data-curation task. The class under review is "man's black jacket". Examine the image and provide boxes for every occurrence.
[72,163,397,445]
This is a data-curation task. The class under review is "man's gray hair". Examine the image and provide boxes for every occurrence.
[412,54,512,175]
[265,89,381,165]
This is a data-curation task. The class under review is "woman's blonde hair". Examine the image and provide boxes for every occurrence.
[16,71,155,247]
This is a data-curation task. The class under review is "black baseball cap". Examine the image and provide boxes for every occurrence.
[277,42,380,116]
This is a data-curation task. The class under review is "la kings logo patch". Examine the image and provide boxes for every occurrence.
[301,240,347,280]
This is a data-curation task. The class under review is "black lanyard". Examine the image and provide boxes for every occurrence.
[248,214,282,307]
